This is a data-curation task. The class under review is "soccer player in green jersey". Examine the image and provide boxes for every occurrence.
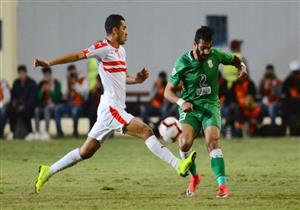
[164,26,247,198]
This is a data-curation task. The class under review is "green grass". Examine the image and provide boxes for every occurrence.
[1,137,300,210]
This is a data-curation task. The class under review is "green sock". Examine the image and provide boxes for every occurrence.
[189,162,197,176]
[210,149,227,185]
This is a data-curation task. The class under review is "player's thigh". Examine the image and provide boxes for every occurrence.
[203,125,221,151]
[124,117,153,140]
[88,112,116,140]
[202,103,221,130]
[79,136,101,159]
[178,111,200,150]
[202,103,222,149]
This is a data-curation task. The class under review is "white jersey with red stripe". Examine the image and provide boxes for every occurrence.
[83,39,127,109]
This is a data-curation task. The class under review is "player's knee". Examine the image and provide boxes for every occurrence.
[141,124,154,140]
[178,137,192,152]
[179,143,191,152]
[207,136,220,151]
[79,147,96,159]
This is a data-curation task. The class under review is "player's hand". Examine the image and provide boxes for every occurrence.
[238,65,248,80]
[136,68,149,83]
[33,58,50,68]
[182,101,193,112]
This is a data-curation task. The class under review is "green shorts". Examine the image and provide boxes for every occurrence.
[178,102,221,135]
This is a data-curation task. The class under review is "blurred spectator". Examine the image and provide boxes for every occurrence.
[259,64,281,125]
[0,79,11,138]
[85,75,103,129]
[219,71,229,106]
[87,58,99,90]
[140,71,167,124]
[218,71,230,137]
[8,65,37,139]
[226,75,256,137]
[230,75,256,108]
[281,60,300,136]
[236,94,262,137]
[223,39,248,88]
[54,65,88,138]
[87,40,101,90]
[34,67,62,140]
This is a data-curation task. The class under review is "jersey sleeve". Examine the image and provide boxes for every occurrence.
[168,57,185,86]
[215,48,234,65]
[82,41,108,60]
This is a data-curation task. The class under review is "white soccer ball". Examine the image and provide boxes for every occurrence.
[158,117,181,143]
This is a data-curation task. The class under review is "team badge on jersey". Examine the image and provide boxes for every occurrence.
[207,59,213,68]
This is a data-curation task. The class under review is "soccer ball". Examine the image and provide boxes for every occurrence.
[158,117,181,143]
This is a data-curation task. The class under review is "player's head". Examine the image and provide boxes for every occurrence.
[105,14,127,45]
[194,26,214,60]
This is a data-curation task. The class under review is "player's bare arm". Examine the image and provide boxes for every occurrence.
[164,82,193,112]
[230,55,248,80]
[34,51,86,68]
[126,68,149,84]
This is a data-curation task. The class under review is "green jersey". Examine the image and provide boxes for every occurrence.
[169,48,234,107]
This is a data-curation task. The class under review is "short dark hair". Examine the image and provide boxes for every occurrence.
[67,64,76,71]
[18,65,27,73]
[194,26,214,42]
[105,14,125,35]
[42,67,52,74]
[266,64,274,70]
[158,71,167,79]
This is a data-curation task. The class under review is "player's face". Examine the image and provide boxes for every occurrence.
[195,39,212,60]
[116,20,128,45]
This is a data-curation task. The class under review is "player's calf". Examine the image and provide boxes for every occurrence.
[79,139,101,159]
[209,148,231,198]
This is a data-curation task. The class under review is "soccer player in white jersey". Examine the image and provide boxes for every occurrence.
[34,14,196,194]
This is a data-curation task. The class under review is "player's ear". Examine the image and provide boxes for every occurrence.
[112,26,118,35]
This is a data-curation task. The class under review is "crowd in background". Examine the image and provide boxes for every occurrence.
[0,63,103,140]
[1,40,300,140]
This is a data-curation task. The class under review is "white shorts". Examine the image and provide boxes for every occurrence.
[88,102,134,141]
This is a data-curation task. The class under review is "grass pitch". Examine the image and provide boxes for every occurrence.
[1,136,299,210]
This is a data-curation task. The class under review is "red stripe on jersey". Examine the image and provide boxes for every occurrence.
[102,61,126,66]
[94,41,108,49]
[109,106,128,125]
[103,67,127,73]
[82,49,90,59]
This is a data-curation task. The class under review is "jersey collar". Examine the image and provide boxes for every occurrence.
[188,51,194,61]
[105,38,120,49]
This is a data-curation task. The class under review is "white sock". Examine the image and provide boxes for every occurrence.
[209,148,224,158]
[145,135,179,170]
[50,148,83,176]
[179,147,193,159]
